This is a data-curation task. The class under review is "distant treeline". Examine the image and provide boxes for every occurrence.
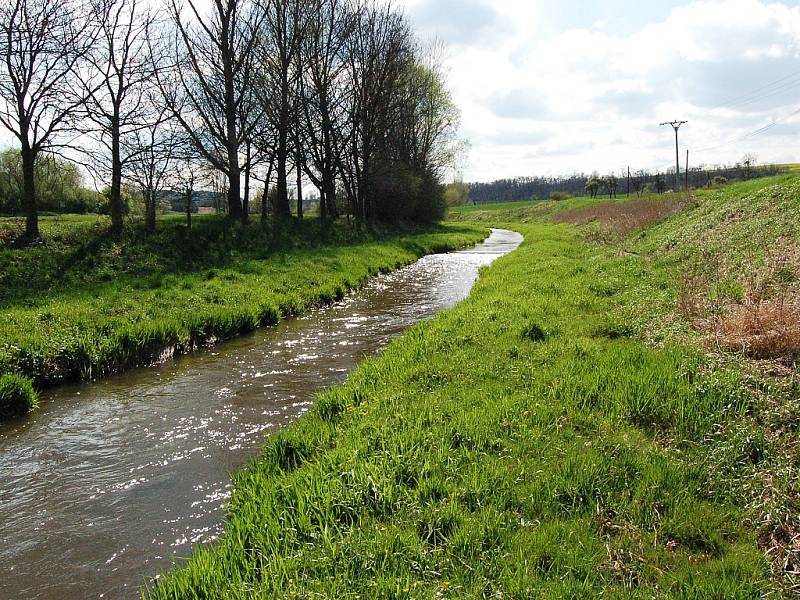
[467,163,785,205]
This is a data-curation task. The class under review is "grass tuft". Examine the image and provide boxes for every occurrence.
[520,322,548,342]
[0,373,39,418]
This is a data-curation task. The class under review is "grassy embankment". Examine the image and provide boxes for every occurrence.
[145,175,799,598]
[0,214,486,415]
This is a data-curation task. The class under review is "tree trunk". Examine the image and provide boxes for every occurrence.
[185,188,192,230]
[275,125,290,220]
[223,87,241,219]
[274,76,291,220]
[109,112,124,233]
[322,169,337,219]
[227,158,242,220]
[242,164,250,225]
[296,154,303,220]
[261,161,274,225]
[20,143,39,240]
[145,189,156,232]
[242,143,251,225]
[319,103,330,221]
[261,184,269,224]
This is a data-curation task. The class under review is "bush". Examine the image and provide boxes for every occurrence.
[444,181,469,206]
[521,322,548,342]
[710,176,728,187]
[371,163,446,223]
[550,191,574,201]
[0,373,39,418]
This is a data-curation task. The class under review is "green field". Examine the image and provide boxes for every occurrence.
[145,175,800,597]
[0,215,486,399]
[447,192,680,223]
[448,193,662,217]
[448,199,544,214]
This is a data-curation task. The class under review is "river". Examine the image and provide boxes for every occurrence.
[0,228,522,599]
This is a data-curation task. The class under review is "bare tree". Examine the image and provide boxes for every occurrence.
[256,0,308,223]
[81,0,158,233]
[158,0,265,222]
[122,111,178,231]
[340,2,412,221]
[173,156,202,229]
[296,0,355,220]
[741,153,757,180]
[0,0,98,239]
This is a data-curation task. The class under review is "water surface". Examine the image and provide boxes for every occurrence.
[0,228,523,599]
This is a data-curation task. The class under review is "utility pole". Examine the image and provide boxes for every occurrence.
[660,120,688,191]
[627,166,631,197]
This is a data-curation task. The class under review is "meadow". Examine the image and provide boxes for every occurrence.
[0,214,486,413]
[145,175,800,598]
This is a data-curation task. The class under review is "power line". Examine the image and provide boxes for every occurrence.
[693,104,800,154]
[708,69,800,112]
[722,79,800,112]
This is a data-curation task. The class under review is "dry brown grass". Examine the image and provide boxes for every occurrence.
[678,240,800,365]
[551,196,688,239]
[713,299,800,361]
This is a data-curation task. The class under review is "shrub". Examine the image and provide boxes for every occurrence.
[550,191,574,201]
[0,373,39,418]
[521,323,548,342]
[710,176,728,187]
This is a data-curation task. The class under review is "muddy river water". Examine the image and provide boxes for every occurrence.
[0,228,522,599]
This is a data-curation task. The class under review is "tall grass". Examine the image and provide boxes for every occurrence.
[552,196,688,241]
[0,373,38,418]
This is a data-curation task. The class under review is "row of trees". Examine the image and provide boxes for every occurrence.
[584,174,618,199]
[467,160,784,205]
[0,0,460,239]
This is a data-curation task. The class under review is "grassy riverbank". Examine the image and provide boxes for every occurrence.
[0,215,486,402]
[145,175,800,598]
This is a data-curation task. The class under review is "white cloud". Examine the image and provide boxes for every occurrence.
[405,0,800,181]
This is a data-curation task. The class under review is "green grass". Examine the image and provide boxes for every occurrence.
[144,176,800,597]
[631,174,800,265]
[0,214,487,396]
[448,199,545,214]
[0,372,38,418]
[446,193,647,216]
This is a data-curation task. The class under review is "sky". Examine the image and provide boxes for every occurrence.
[2,0,799,185]
[402,0,800,182]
